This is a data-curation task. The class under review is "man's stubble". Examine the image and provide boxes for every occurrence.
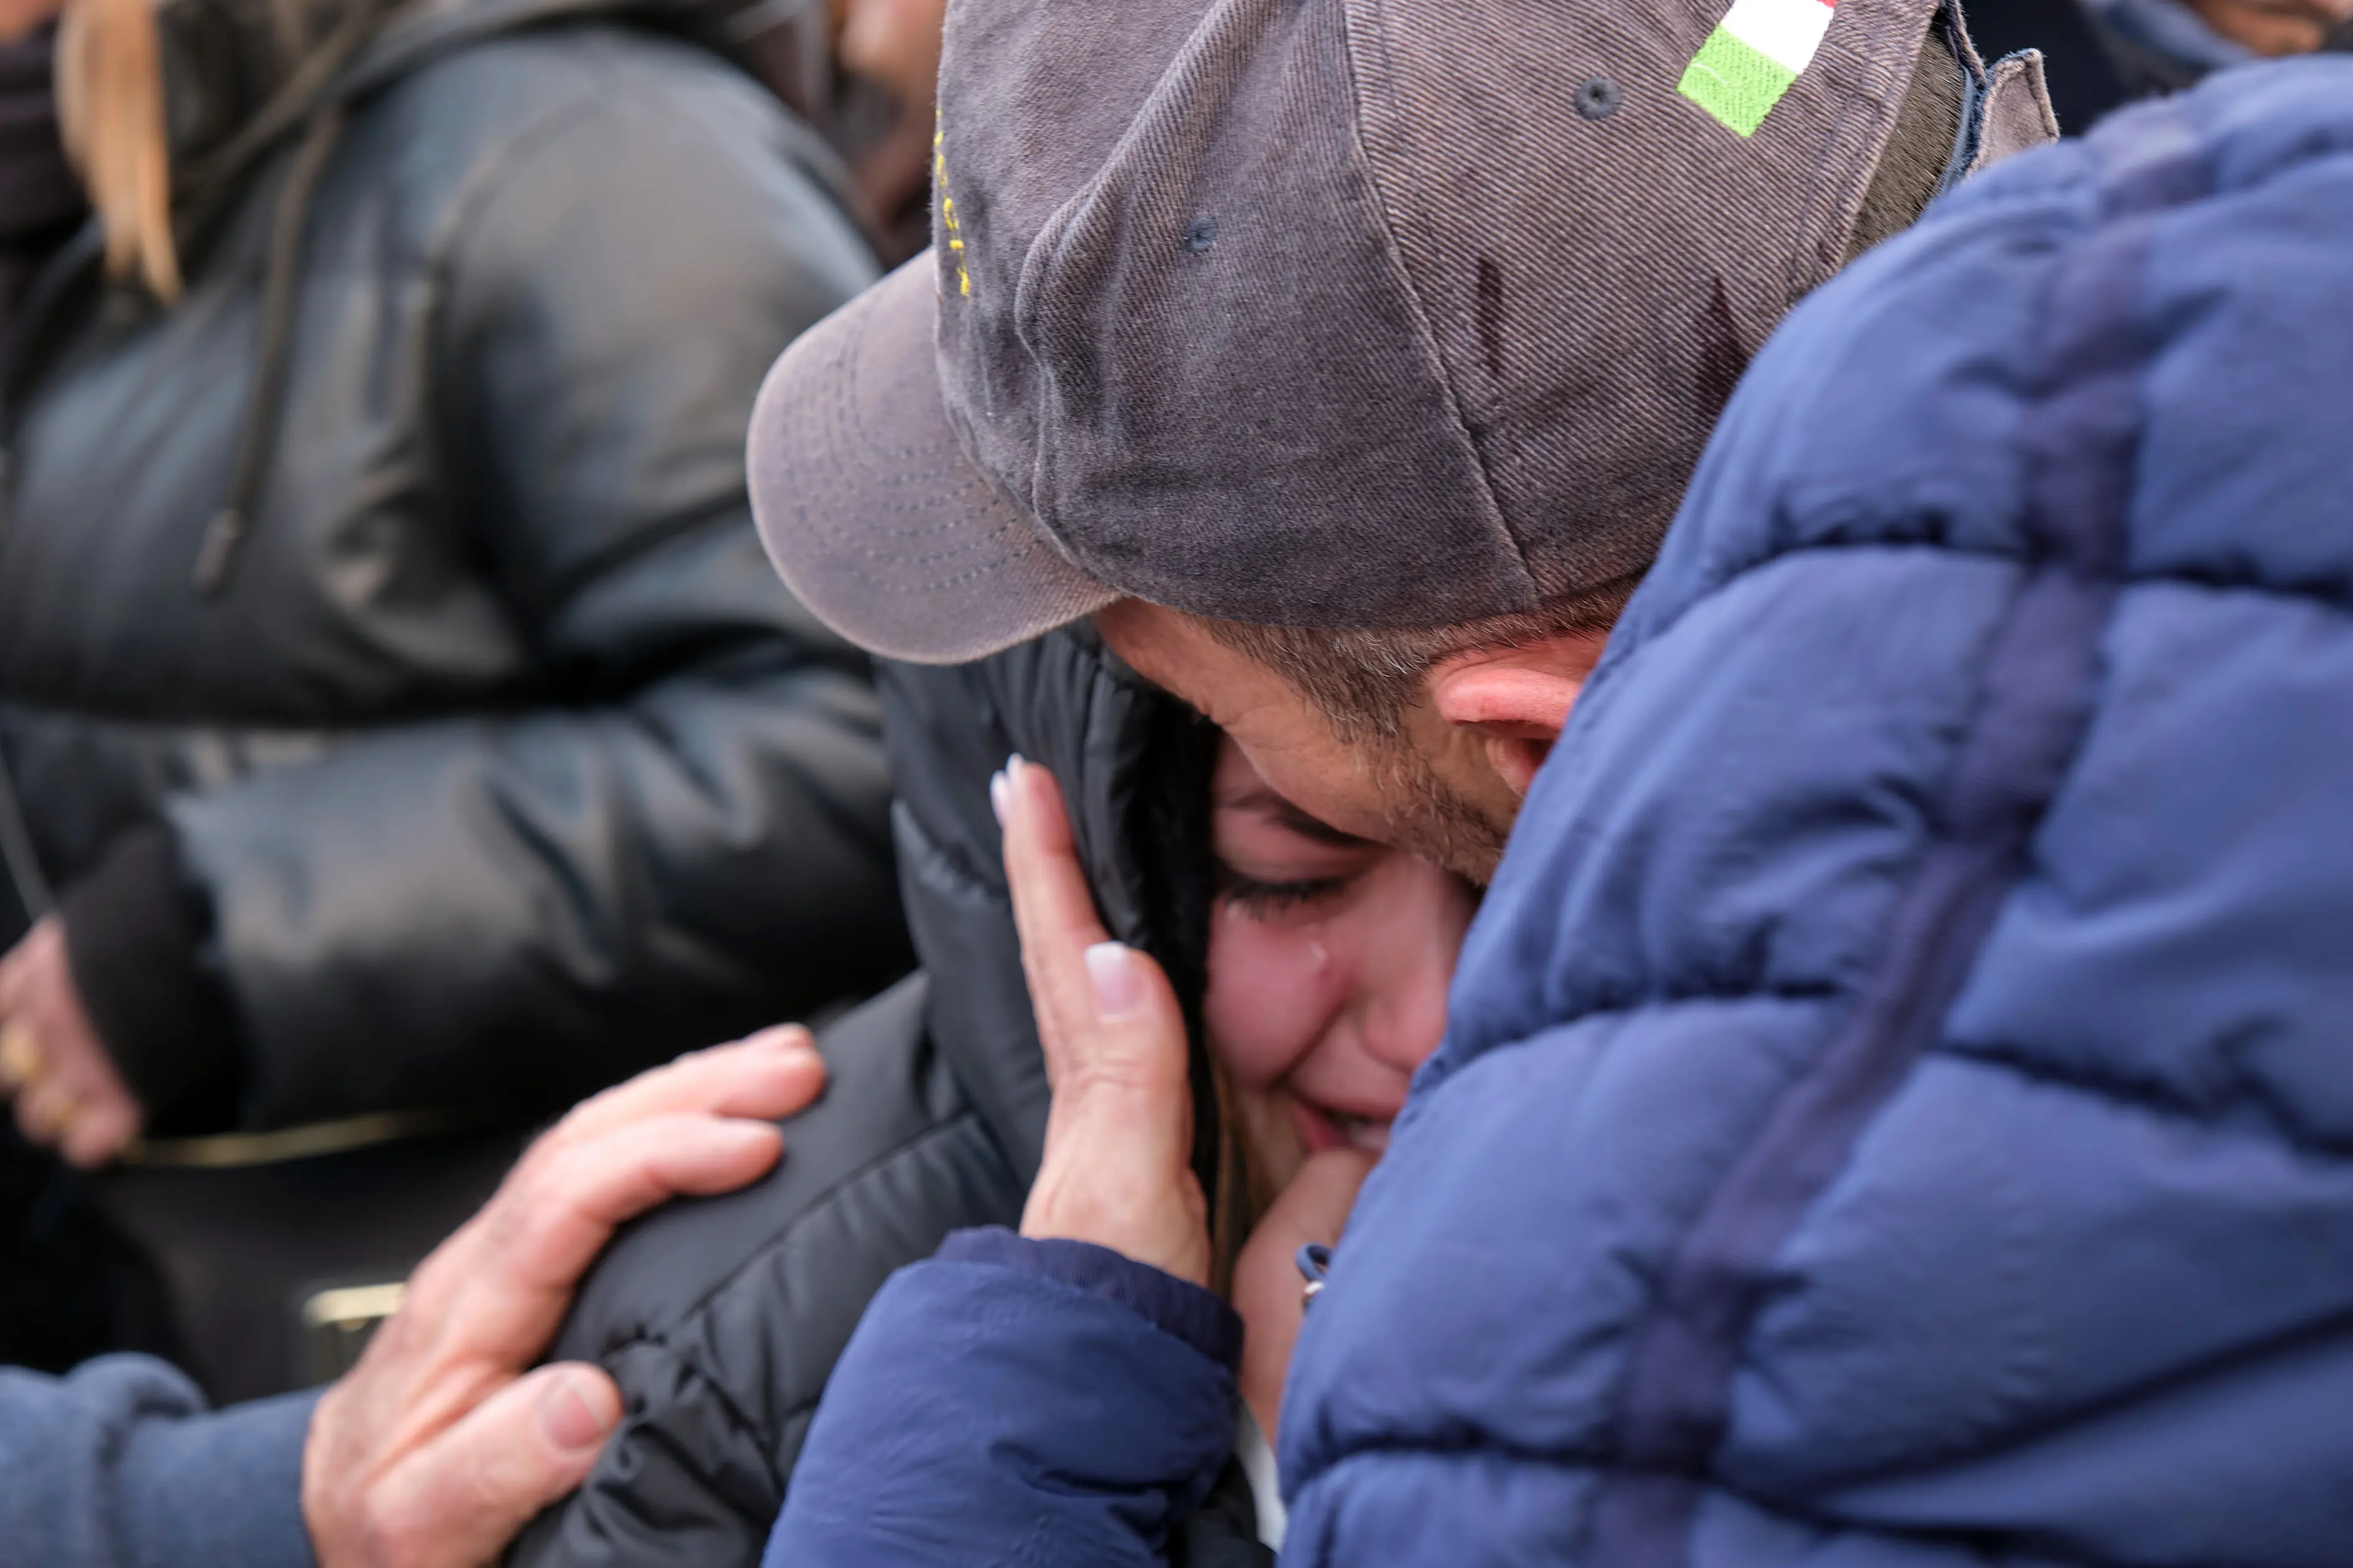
[1361,730,1515,887]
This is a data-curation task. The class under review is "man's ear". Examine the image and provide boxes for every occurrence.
[1428,650,1598,799]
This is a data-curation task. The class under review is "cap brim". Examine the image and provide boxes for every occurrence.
[748,254,1119,665]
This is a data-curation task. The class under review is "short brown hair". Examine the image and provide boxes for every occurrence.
[1203,573,1641,741]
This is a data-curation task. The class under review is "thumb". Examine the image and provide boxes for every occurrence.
[1022,939,1208,1283]
[1071,941,1193,1153]
[371,1364,621,1567]
[1081,941,1184,1063]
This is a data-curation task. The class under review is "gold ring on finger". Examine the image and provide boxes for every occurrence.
[0,1021,42,1091]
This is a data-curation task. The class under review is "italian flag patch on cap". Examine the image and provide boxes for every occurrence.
[1680,0,1836,137]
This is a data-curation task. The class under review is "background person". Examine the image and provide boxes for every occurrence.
[2077,0,2353,84]
[0,0,911,1366]
[827,0,951,256]
[1969,0,2353,127]
[1963,0,2136,123]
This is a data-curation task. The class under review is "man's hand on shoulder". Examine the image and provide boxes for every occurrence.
[302,1026,826,1568]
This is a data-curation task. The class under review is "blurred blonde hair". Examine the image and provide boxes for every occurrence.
[55,0,181,300]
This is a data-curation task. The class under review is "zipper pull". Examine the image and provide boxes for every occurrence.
[192,506,248,596]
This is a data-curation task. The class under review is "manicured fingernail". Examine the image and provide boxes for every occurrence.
[996,756,1030,824]
[1086,942,1147,1020]
[540,1370,617,1451]
[708,1119,784,1155]
[756,1025,820,1056]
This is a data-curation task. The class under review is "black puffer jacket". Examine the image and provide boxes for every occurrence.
[514,624,1246,1566]
[0,0,909,1130]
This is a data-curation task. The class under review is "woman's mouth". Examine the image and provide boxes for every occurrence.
[1331,1111,1391,1153]
[1294,1098,1392,1156]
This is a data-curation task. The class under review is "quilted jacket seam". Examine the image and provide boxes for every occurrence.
[625,1107,996,1351]
[1588,535,2353,745]
[611,1334,777,1508]
[1576,536,2024,731]
[1940,1039,2353,1161]
[1480,995,2353,1163]
[1777,1286,2353,1501]
[1303,1444,2123,1568]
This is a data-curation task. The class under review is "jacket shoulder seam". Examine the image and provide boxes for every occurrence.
[616,1106,1006,1353]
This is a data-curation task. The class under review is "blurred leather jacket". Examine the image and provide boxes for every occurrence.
[0,0,911,1132]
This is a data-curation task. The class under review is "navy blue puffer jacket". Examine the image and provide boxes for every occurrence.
[1284,59,2353,1567]
[766,59,2353,1568]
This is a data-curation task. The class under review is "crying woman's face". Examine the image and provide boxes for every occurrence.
[1201,735,1476,1199]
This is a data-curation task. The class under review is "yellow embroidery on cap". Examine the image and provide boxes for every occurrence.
[934,113,971,298]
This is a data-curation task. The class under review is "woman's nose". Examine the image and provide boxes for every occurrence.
[1353,861,1472,1076]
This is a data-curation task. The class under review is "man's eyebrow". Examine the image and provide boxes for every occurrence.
[1228,786,1377,848]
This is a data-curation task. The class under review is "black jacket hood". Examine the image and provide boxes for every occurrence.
[518,626,1229,1567]
[879,624,1223,1183]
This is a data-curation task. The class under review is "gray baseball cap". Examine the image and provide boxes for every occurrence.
[751,0,1995,665]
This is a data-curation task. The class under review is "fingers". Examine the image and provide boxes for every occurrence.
[415,1110,787,1363]
[57,1094,141,1169]
[1231,1150,1379,1442]
[1265,1148,1379,1242]
[0,924,35,1018]
[7,1032,144,1165]
[12,1076,67,1143]
[356,1036,819,1472]
[453,1029,821,1305]
[1026,943,1195,1256]
[1065,941,1192,1109]
[511,1112,791,1265]
[996,755,1206,1279]
[300,1030,825,1568]
[357,1363,622,1568]
[997,757,1191,1165]
[0,1024,35,1096]
[548,1026,822,1147]
[995,757,1122,1062]
[1232,1149,1378,1309]
[0,920,146,1165]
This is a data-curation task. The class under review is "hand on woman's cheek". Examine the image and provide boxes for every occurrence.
[1231,1149,1376,1441]
[997,756,1213,1286]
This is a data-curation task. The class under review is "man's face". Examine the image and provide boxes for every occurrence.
[1097,602,1532,883]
